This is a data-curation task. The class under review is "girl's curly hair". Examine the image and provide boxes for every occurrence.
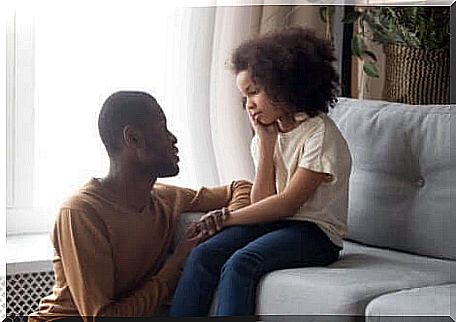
[230,27,339,117]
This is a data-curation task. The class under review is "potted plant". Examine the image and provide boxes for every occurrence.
[321,6,450,104]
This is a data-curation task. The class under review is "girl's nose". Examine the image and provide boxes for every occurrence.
[246,97,255,110]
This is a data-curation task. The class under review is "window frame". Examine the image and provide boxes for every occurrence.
[7,8,53,235]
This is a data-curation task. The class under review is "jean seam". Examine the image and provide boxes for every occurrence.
[216,251,265,316]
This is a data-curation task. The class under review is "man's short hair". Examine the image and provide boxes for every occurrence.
[98,91,158,156]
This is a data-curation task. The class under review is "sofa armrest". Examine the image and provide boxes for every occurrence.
[171,212,205,250]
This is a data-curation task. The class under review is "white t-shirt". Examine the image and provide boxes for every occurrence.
[250,112,352,247]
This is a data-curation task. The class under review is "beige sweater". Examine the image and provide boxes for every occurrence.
[29,178,252,321]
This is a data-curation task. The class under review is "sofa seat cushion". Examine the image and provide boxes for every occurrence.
[365,284,456,320]
[256,241,456,316]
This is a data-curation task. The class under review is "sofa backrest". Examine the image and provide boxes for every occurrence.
[328,98,455,260]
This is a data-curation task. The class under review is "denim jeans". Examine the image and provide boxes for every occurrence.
[169,220,341,317]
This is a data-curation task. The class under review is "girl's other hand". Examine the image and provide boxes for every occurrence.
[197,207,230,240]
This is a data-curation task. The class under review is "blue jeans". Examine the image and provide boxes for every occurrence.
[169,220,341,317]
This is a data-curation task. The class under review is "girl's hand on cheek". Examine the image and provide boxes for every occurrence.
[258,122,278,149]
[247,111,278,146]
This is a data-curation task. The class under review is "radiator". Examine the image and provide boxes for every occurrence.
[1,275,6,319]
[6,270,55,317]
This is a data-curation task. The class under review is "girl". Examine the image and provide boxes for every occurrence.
[169,27,352,317]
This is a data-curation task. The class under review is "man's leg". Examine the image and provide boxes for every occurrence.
[169,224,271,317]
[215,221,341,316]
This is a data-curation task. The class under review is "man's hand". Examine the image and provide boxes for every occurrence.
[197,207,230,239]
[170,223,204,268]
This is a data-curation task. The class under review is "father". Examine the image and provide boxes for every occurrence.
[29,91,251,321]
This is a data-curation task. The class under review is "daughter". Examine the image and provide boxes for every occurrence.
[169,27,352,317]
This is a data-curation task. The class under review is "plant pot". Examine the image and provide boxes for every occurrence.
[382,44,449,105]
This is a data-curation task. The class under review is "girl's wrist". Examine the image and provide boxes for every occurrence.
[259,141,275,154]
[222,207,234,227]
[221,207,230,222]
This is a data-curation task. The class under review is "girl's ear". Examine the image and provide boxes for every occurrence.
[123,125,145,149]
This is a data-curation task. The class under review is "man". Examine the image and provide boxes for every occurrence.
[29,91,251,321]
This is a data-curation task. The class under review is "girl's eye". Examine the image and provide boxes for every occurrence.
[241,97,247,109]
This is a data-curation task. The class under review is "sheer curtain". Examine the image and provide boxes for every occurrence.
[10,2,210,234]
[209,6,256,184]
[165,5,258,187]
[32,1,198,232]
[8,2,258,234]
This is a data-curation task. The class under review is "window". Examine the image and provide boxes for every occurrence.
[7,0,197,235]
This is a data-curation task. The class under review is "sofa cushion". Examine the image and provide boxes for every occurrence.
[365,284,456,321]
[328,98,455,260]
[256,241,456,317]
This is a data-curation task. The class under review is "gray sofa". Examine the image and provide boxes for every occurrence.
[176,98,455,321]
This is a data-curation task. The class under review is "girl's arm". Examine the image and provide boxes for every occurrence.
[251,139,277,203]
[225,167,326,226]
[250,117,279,203]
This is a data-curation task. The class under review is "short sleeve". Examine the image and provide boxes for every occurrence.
[298,130,336,179]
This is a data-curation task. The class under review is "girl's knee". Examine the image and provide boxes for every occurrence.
[221,248,265,276]
[184,242,226,275]
[187,243,214,265]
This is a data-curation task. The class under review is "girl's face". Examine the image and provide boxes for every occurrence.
[236,70,286,126]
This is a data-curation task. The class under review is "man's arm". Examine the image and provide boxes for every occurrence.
[55,207,196,318]
[153,180,252,215]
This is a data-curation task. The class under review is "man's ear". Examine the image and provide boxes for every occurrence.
[123,125,144,149]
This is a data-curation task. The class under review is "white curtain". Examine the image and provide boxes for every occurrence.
[164,7,221,188]
[8,2,257,234]
[209,6,256,184]
[173,5,256,188]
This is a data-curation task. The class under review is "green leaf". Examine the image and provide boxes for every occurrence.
[363,61,379,78]
[358,7,449,49]
[364,50,377,62]
[351,35,365,58]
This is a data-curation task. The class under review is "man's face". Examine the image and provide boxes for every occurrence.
[136,104,179,178]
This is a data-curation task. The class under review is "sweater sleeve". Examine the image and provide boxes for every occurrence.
[153,180,252,215]
[55,207,179,318]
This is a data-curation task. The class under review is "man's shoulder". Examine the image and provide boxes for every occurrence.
[59,179,108,214]
[56,190,110,232]
[60,192,96,212]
